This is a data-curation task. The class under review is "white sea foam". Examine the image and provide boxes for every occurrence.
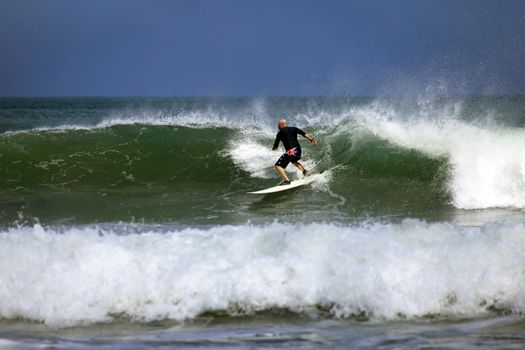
[227,137,277,178]
[1,220,525,327]
[355,102,525,209]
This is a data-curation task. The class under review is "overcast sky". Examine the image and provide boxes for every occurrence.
[1,0,524,96]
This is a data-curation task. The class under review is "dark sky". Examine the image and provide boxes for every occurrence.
[1,0,524,96]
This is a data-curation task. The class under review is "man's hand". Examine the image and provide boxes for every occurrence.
[311,139,317,145]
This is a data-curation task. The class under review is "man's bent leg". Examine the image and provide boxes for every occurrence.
[292,162,306,174]
[275,165,290,182]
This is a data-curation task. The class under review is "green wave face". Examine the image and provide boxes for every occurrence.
[1,126,246,224]
[0,122,451,226]
[2,126,237,187]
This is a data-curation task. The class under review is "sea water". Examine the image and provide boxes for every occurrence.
[2,96,525,348]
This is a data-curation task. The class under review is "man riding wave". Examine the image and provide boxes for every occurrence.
[272,119,317,185]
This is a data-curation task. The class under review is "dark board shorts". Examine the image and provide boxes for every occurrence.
[275,147,302,168]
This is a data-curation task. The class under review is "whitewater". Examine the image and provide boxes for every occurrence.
[2,220,525,327]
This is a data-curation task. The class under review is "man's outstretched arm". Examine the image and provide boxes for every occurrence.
[304,133,317,145]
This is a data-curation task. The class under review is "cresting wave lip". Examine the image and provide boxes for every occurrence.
[355,104,525,209]
[1,220,525,327]
[0,111,264,136]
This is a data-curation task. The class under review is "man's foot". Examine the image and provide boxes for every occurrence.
[303,169,308,177]
[279,180,291,186]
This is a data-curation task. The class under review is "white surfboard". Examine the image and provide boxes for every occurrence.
[247,176,317,194]
[247,164,343,195]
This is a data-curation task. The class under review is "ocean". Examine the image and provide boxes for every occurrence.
[2,96,525,348]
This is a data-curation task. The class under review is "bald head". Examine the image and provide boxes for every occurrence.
[278,119,287,130]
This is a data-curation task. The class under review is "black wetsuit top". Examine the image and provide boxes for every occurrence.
[272,127,306,150]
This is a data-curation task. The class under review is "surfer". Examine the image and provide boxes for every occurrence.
[272,119,317,185]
